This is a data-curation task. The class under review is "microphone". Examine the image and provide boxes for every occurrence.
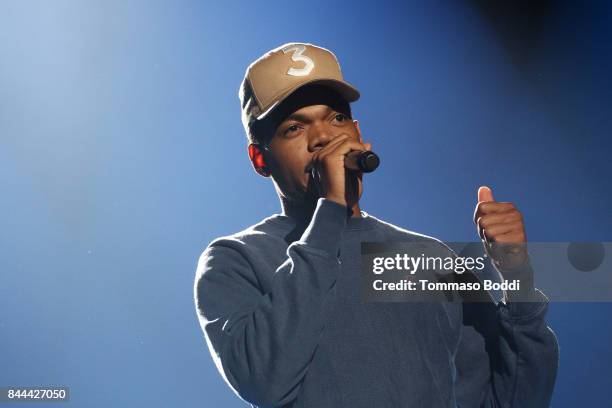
[306,150,380,197]
[345,150,380,173]
[305,150,381,178]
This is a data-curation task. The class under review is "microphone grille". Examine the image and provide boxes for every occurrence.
[359,151,380,173]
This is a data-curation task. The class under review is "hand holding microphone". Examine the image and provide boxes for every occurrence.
[307,135,379,207]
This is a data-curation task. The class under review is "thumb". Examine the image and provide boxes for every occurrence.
[478,185,495,202]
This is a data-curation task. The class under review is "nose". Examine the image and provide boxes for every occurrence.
[307,123,336,152]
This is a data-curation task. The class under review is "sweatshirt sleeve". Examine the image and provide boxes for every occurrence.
[194,198,348,407]
[454,261,559,408]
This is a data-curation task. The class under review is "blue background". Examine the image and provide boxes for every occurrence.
[1,1,610,406]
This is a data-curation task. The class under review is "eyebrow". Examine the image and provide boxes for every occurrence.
[282,106,334,124]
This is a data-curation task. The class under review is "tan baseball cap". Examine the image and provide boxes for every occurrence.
[239,42,360,142]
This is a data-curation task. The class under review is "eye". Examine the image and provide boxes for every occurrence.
[283,124,302,135]
[332,113,349,123]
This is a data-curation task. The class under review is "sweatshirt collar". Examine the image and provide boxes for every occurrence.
[267,209,377,231]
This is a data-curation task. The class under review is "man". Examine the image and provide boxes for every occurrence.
[194,43,558,407]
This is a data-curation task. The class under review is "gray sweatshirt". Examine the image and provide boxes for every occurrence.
[194,198,559,407]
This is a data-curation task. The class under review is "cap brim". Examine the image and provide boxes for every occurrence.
[256,78,360,121]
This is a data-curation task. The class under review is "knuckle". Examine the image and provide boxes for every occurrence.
[505,210,519,221]
[509,209,522,221]
[496,235,509,243]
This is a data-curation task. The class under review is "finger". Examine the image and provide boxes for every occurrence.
[318,138,368,163]
[315,140,354,167]
[473,202,515,224]
[476,210,522,229]
[478,186,495,202]
[482,221,522,240]
[317,134,350,155]
[312,135,350,161]
[492,230,526,244]
[326,138,369,157]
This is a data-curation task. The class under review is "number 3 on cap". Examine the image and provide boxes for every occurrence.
[282,44,314,77]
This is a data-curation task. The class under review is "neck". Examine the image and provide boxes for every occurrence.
[280,195,362,222]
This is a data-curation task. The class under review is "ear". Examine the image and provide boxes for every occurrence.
[353,119,363,143]
[248,143,271,177]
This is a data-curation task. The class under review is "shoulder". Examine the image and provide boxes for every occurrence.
[203,213,284,253]
[196,214,288,278]
[194,218,278,315]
